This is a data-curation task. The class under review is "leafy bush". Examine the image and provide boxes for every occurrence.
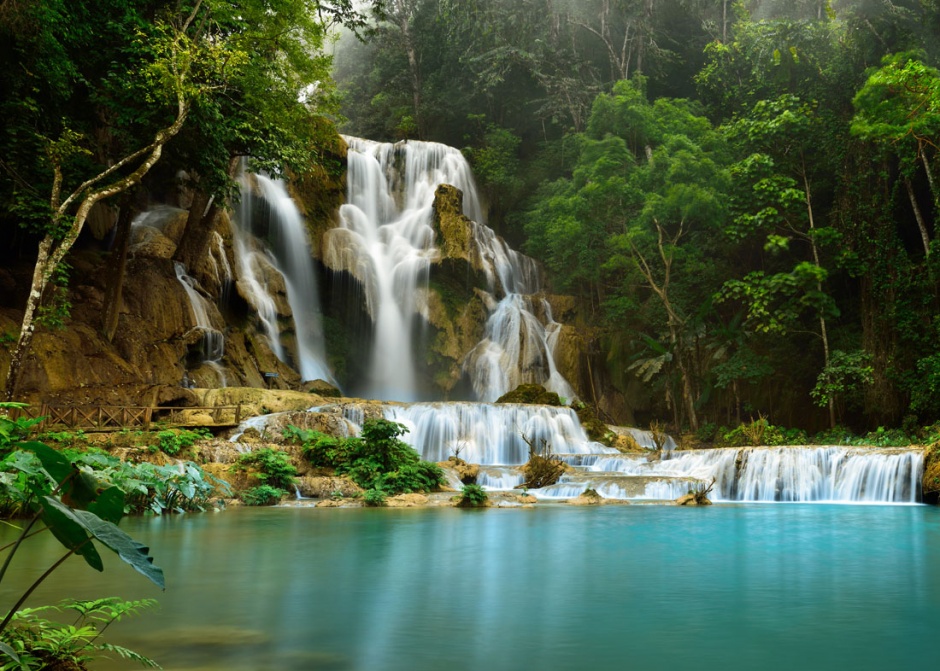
[286,419,445,495]
[853,427,913,447]
[720,417,806,447]
[362,488,387,507]
[241,485,286,506]
[458,484,488,508]
[235,448,297,491]
[376,461,445,495]
[0,404,43,452]
[813,426,855,445]
[155,428,210,456]
[2,598,159,670]
[285,426,349,467]
[0,449,227,518]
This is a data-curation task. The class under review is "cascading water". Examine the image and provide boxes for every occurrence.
[383,402,617,464]
[233,171,335,384]
[326,136,575,402]
[173,262,227,386]
[373,402,923,503]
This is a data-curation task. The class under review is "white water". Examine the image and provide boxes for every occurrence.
[558,445,924,503]
[328,137,575,402]
[173,261,226,383]
[233,172,334,383]
[383,402,616,464]
[253,175,333,384]
[232,181,288,363]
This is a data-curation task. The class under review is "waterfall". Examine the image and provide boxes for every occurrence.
[233,170,335,384]
[381,402,617,464]
[337,400,925,503]
[573,446,925,504]
[173,261,226,385]
[253,175,333,384]
[328,136,575,402]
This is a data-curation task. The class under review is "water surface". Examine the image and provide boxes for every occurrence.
[2,505,937,670]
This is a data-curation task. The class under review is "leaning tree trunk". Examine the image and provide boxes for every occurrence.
[3,104,189,401]
[904,176,931,257]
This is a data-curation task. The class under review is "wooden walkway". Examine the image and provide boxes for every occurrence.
[6,404,243,431]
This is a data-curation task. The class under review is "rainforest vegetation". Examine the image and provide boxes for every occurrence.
[1,0,940,435]
[336,0,940,434]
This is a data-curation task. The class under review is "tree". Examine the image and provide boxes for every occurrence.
[2,2,231,401]
[720,95,843,426]
[852,52,940,256]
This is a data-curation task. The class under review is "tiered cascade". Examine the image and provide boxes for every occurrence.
[324,137,575,402]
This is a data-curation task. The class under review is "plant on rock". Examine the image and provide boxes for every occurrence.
[234,448,297,506]
[287,419,445,496]
[458,484,488,508]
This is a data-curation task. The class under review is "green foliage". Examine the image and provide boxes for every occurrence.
[286,426,348,468]
[155,428,209,456]
[241,485,286,507]
[0,405,42,452]
[0,448,227,518]
[286,420,445,495]
[811,350,874,409]
[1,598,159,670]
[720,417,807,447]
[235,448,297,491]
[0,440,167,668]
[362,488,387,507]
[458,484,488,508]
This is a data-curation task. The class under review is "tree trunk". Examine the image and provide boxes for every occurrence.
[3,238,54,400]
[803,171,835,428]
[920,146,939,216]
[3,101,189,401]
[101,202,136,342]
[904,176,931,257]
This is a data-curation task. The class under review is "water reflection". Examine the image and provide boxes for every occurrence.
[0,505,936,670]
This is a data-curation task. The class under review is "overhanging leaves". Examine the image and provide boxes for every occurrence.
[42,497,164,589]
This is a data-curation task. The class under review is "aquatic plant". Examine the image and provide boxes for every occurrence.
[235,448,298,497]
[362,488,387,507]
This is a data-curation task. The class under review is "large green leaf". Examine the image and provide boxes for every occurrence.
[87,486,126,525]
[43,497,164,589]
[16,442,71,483]
[17,441,102,509]
[41,497,104,572]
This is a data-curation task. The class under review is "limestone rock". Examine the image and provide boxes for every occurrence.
[131,226,177,259]
[496,383,562,406]
[298,476,363,499]
[569,489,604,506]
[441,456,480,483]
[387,492,430,507]
[432,184,473,262]
[676,492,712,506]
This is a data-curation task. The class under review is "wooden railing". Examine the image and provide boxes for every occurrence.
[5,404,242,430]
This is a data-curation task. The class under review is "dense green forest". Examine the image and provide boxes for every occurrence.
[335,0,940,433]
[1,0,939,434]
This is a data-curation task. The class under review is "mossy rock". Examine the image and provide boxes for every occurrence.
[572,401,613,445]
[922,442,940,504]
[495,383,562,406]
